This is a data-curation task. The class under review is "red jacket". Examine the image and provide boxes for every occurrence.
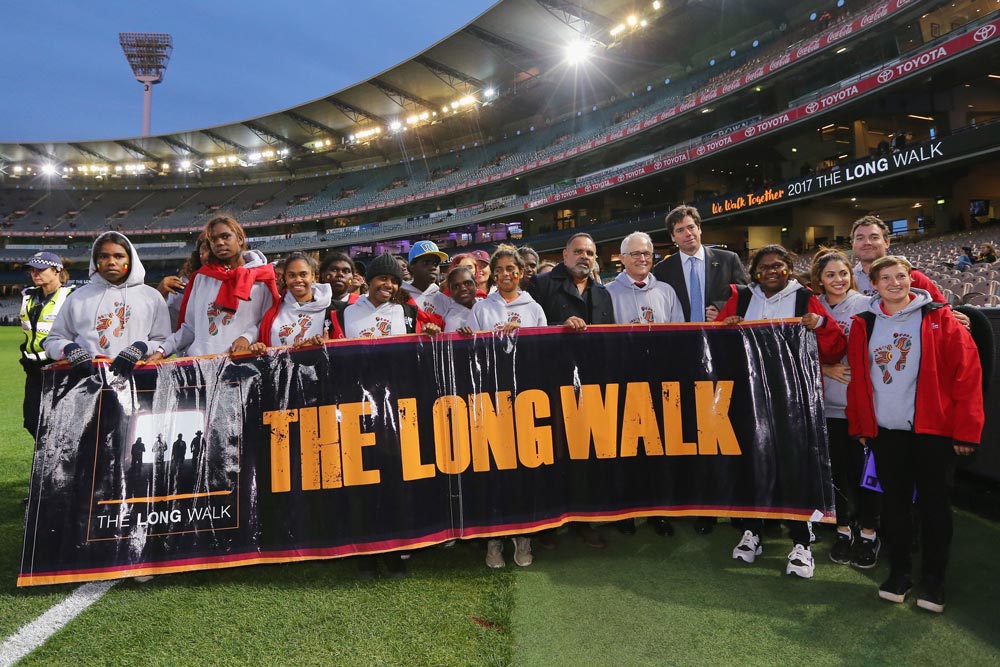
[846,304,983,444]
[716,285,847,364]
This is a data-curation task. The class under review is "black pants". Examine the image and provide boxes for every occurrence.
[871,429,955,581]
[21,358,45,438]
[827,418,880,530]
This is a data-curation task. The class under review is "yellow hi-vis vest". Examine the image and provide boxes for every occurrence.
[19,285,72,362]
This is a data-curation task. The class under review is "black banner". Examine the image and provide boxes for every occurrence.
[20,322,833,586]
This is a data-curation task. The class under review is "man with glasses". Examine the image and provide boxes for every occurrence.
[652,205,748,535]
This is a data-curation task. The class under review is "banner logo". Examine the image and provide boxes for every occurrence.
[805,102,820,115]
[974,25,996,42]
[877,69,894,83]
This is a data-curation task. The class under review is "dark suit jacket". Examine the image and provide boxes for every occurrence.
[527,262,615,325]
[651,246,749,321]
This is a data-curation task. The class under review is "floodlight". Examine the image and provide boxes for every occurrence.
[41,164,57,176]
[180,160,191,169]
[565,39,593,65]
[390,121,402,131]
[484,88,496,98]
[652,1,662,9]
[119,32,173,136]
[627,15,638,26]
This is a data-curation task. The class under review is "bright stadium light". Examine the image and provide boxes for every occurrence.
[565,39,593,65]
[484,88,496,98]
[41,164,57,176]
[119,32,173,137]
[652,1,662,9]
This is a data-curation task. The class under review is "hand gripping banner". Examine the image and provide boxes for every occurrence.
[19,322,833,586]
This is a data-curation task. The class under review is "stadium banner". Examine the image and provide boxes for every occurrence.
[19,322,833,587]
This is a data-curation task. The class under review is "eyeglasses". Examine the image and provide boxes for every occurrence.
[625,251,653,259]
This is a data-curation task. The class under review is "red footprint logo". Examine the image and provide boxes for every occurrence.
[207,302,234,336]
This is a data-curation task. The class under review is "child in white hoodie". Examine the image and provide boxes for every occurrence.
[45,232,170,377]
[252,252,332,349]
[458,245,544,570]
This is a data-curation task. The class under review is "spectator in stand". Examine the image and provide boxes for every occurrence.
[956,246,977,272]
[810,248,881,569]
[441,266,479,332]
[147,216,279,360]
[18,252,73,437]
[652,204,749,535]
[527,232,614,549]
[518,246,540,290]
[320,251,359,305]
[402,241,451,317]
[847,256,982,613]
[44,232,171,379]
[252,252,332,351]
[606,231,683,537]
[977,242,997,264]
[458,245,546,569]
[719,244,847,579]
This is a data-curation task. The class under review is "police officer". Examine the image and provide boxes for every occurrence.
[19,252,73,438]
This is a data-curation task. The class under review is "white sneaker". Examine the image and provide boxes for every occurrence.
[786,543,815,579]
[486,539,505,569]
[512,536,533,567]
[732,530,762,563]
[133,575,154,583]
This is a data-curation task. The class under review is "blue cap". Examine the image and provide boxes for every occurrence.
[24,252,63,271]
[408,240,448,264]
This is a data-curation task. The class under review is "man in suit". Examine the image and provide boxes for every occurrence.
[652,205,749,535]
[652,205,749,323]
[527,232,614,548]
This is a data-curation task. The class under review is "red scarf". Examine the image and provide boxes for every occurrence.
[176,262,279,328]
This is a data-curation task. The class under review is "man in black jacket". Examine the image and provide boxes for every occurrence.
[652,205,749,323]
[528,233,614,328]
[652,205,749,535]
[527,232,614,548]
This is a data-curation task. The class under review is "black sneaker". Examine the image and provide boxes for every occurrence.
[829,532,853,565]
[917,577,946,613]
[878,572,913,604]
[851,534,880,569]
[384,554,408,579]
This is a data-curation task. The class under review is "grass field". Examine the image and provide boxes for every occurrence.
[2,326,999,666]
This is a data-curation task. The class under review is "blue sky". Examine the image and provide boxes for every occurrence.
[0,1,497,143]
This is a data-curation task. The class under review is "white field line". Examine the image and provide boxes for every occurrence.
[0,581,117,667]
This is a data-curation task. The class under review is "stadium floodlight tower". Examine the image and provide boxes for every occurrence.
[119,32,173,137]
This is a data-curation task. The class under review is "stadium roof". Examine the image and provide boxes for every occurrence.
[0,0,802,173]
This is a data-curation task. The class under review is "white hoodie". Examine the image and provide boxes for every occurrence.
[343,296,411,338]
[269,282,332,346]
[469,291,547,330]
[160,249,275,357]
[743,281,806,321]
[440,298,476,332]
[401,281,450,316]
[606,271,684,324]
[44,232,170,360]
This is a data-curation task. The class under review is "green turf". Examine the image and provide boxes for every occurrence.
[3,325,1000,666]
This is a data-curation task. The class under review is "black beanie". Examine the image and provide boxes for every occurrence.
[366,253,404,283]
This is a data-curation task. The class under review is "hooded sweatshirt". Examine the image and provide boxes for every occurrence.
[401,281,450,317]
[742,281,805,320]
[44,232,170,360]
[342,296,413,338]
[818,290,871,419]
[260,282,333,347]
[469,291,547,331]
[441,298,476,332]
[160,249,277,357]
[605,271,684,324]
[863,287,930,431]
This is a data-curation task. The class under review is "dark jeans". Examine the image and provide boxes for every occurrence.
[827,418,880,530]
[871,429,955,580]
[742,519,811,547]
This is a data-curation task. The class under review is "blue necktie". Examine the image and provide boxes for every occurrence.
[689,257,704,322]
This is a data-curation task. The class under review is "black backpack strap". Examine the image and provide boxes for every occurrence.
[794,288,812,317]
[327,299,348,331]
[735,285,752,318]
[857,311,877,344]
[401,302,418,334]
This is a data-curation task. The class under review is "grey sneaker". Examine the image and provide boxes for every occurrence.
[486,539,505,569]
[512,537,533,567]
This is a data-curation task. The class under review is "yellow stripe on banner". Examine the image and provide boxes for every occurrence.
[96,489,232,506]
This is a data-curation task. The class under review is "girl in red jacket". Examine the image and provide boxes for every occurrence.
[847,256,982,613]
[717,244,847,579]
